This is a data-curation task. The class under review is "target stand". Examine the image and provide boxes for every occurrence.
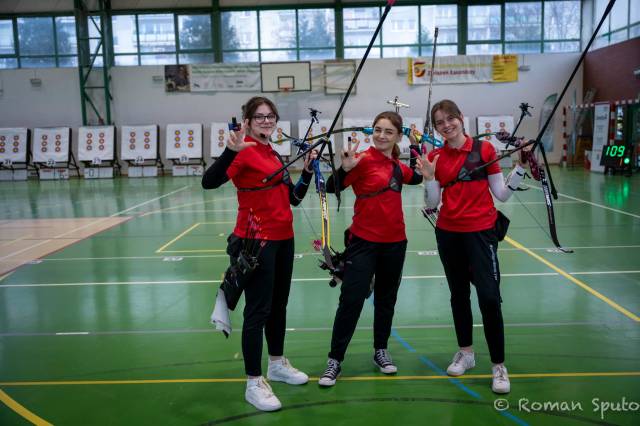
[120,125,163,177]
[0,128,32,181]
[78,126,121,179]
[166,123,205,176]
[32,127,78,180]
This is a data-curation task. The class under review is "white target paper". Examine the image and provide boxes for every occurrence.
[0,128,28,163]
[166,124,203,160]
[78,126,115,161]
[32,127,71,163]
[342,118,373,153]
[120,125,158,161]
[476,116,514,150]
[270,121,291,156]
[296,119,336,153]
[210,123,230,158]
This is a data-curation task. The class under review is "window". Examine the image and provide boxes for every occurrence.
[344,7,381,59]
[544,1,581,52]
[594,0,638,49]
[467,5,501,54]
[7,16,78,68]
[222,8,334,63]
[505,2,542,53]
[420,4,458,56]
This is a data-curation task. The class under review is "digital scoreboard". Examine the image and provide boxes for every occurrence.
[600,144,631,168]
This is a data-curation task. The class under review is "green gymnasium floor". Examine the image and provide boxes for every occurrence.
[0,166,638,426]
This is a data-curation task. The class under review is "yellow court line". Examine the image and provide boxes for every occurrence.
[155,223,202,253]
[504,236,640,322]
[0,388,52,425]
[1,372,638,387]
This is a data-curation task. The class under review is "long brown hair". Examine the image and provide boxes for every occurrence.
[430,99,464,133]
[372,111,402,159]
[241,96,280,122]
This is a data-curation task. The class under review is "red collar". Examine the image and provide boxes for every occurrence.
[366,146,396,162]
[443,135,473,153]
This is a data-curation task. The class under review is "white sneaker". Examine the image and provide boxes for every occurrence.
[492,364,511,394]
[446,350,475,376]
[267,357,309,385]
[245,376,282,412]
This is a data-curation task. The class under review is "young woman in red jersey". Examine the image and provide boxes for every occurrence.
[417,99,529,394]
[202,96,317,412]
[318,111,424,387]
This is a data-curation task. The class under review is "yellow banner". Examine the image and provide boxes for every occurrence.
[492,54,518,82]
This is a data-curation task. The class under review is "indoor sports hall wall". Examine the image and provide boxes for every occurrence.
[0,52,582,170]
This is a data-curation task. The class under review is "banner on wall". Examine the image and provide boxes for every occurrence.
[591,102,610,173]
[190,64,261,92]
[408,54,518,85]
[539,94,558,152]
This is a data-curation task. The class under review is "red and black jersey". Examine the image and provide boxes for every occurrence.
[342,147,420,243]
[427,135,501,233]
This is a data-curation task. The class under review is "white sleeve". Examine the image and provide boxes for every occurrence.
[424,179,441,209]
[488,164,525,202]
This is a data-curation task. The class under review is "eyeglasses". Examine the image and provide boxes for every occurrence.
[253,114,277,123]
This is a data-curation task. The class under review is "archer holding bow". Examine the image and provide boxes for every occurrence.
[318,111,424,386]
[416,99,533,395]
[202,96,318,412]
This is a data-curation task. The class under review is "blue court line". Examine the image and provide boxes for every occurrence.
[390,327,528,425]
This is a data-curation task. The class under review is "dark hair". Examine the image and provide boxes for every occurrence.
[431,99,464,131]
[241,96,280,122]
[372,111,402,159]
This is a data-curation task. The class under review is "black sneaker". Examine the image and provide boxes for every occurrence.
[318,358,341,387]
[373,349,398,374]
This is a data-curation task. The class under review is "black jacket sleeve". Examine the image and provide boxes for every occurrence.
[289,169,314,206]
[408,168,423,185]
[326,167,349,193]
[202,148,237,189]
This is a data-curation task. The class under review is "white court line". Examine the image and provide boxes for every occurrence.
[0,321,607,337]
[525,184,640,219]
[143,200,581,215]
[0,186,190,262]
[2,270,639,288]
[24,244,640,263]
[111,185,190,217]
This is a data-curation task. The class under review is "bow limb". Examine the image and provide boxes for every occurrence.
[318,0,397,210]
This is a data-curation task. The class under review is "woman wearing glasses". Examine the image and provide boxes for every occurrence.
[202,96,317,411]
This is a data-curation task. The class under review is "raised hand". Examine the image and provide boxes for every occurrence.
[304,149,319,172]
[416,153,439,181]
[227,119,257,152]
[341,138,363,172]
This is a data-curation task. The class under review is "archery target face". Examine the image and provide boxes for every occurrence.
[120,125,158,160]
[0,128,28,163]
[210,122,230,158]
[270,121,291,156]
[476,116,513,150]
[398,117,424,157]
[296,119,336,153]
[342,118,373,153]
[32,127,70,163]
[78,126,115,161]
[165,124,202,160]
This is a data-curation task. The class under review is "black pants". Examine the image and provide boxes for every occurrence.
[328,235,407,362]
[242,238,294,376]
[435,227,505,364]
